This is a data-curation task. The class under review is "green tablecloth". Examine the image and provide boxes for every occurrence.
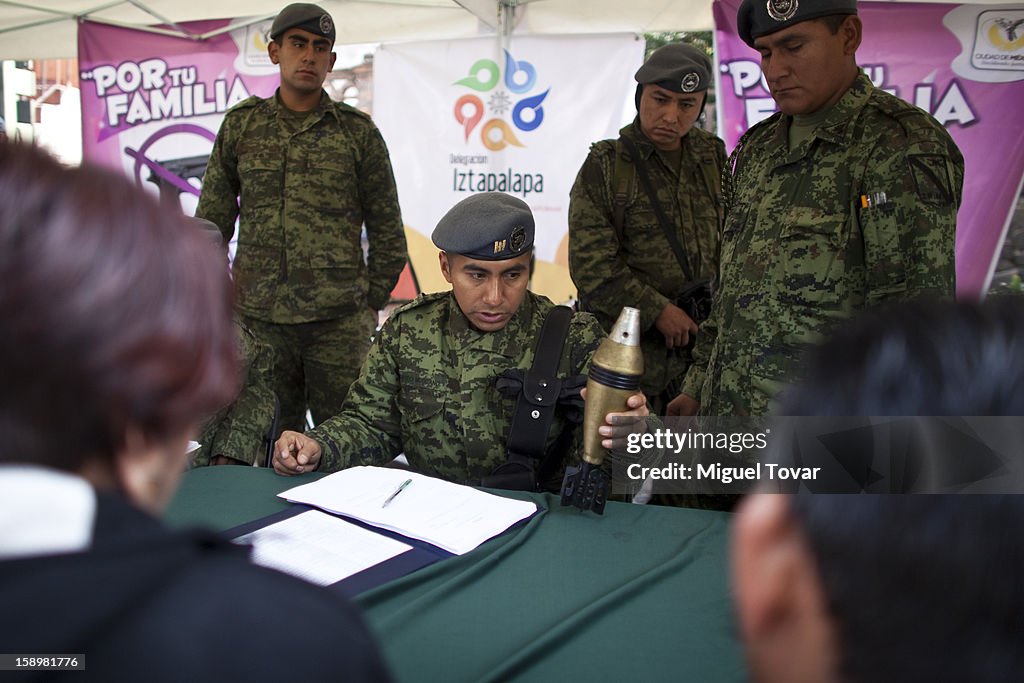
[167,467,747,682]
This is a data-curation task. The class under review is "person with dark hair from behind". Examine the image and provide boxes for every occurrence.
[731,298,1024,683]
[780,296,1024,416]
[0,142,390,682]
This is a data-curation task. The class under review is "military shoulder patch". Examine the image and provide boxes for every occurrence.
[392,291,449,317]
[227,95,261,114]
[334,101,372,121]
[908,154,954,206]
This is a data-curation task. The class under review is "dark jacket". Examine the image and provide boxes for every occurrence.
[0,492,391,682]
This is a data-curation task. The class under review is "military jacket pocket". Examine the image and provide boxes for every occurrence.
[231,246,278,308]
[307,253,365,310]
[777,206,849,307]
[238,156,283,210]
[399,381,446,424]
[308,157,358,214]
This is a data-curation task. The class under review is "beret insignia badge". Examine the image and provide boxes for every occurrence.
[510,226,527,252]
[320,14,334,35]
[767,0,798,22]
[680,72,701,93]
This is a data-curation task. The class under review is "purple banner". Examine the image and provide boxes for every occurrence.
[714,0,1024,296]
[78,19,280,213]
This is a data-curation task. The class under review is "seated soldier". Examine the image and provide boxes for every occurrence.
[274,192,648,489]
[0,142,390,681]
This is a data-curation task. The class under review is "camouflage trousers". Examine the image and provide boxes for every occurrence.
[241,311,376,434]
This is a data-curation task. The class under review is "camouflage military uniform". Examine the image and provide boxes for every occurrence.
[193,321,277,467]
[307,291,604,487]
[684,74,963,417]
[569,119,725,404]
[196,90,407,430]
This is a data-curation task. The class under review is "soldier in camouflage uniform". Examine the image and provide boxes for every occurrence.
[569,43,725,413]
[273,193,649,488]
[193,321,277,467]
[670,0,963,418]
[196,3,407,434]
[184,217,278,467]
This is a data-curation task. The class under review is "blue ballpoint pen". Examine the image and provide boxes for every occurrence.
[381,478,413,508]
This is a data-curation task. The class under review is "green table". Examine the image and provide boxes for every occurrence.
[167,467,747,683]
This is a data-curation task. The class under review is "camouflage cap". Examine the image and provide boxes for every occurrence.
[634,43,712,94]
[270,3,336,43]
[738,0,858,47]
[432,192,534,261]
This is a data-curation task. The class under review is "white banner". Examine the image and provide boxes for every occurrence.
[375,34,643,302]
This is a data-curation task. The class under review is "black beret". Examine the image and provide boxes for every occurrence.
[270,3,336,43]
[634,43,711,94]
[432,193,534,261]
[738,0,858,48]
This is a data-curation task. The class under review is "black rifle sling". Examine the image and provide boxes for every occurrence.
[619,135,696,282]
[504,305,574,480]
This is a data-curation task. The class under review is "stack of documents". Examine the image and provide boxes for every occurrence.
[234,511,412,586]
[279,466,538,555]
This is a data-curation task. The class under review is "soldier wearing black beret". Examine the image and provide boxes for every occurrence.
[431,192,535,261]
[270,2,336,44]
[667,0,964,425]
[196,2,407,436]
[633,42,712,114]
[569,43,726,416]
[737,0,857,48]
[272,191,649,492]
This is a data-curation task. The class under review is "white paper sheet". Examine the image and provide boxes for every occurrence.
[278,467,538,555]
[234,509,412,586]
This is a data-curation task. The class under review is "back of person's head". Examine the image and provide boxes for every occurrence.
[787,494,1024,683]
[780,297,1024,415]
[0,142,238,475]
[734,298,1024,683]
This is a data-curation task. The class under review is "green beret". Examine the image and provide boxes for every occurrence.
[270,3,336,43]
[634,43,711,94]
[738,0,858,48]
[432,193,534,261]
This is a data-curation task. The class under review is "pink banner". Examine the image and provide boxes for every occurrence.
[78,19,280,214]
[714,0,1024,296]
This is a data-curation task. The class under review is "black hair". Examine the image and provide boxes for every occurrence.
[791,494,1024,683]
[780,297,1024,416]
[779,299,1024,682]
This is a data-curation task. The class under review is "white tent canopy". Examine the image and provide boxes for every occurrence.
[0,0,718,60]
[0,0,972,61]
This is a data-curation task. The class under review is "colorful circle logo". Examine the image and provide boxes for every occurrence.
[988,18,1024,51]
[452,50,550,151]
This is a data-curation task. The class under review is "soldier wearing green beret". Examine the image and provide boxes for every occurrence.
[273,193,649,488]
[568,42,726,413]
[669,0,964,418]
[196,3,407,436]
